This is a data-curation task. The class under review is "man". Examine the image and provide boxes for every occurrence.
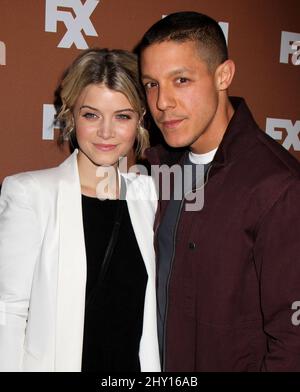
[138,11,300,371]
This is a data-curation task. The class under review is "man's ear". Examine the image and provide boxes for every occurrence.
[215,59,235,91]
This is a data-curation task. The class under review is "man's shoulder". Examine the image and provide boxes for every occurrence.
[231,128,300,213]
[229,97,300,178]
[250,128,300,179]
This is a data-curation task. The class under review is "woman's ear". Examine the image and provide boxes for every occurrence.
[216,59,235,91]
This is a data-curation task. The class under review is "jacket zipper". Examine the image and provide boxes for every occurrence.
[162,164,213,370]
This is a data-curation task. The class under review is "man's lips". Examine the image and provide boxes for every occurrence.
[160,119,184,129]
[93,144,117,151]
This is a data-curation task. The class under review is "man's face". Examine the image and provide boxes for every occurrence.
[141,40,220,153]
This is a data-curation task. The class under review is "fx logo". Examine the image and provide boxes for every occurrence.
[280,31,300,65]
[162,15,229,44]
[0,41,6,65]
[45,0,100,49]
[266,118,300,151]
[42,104,58,140]
[218,22,229,45]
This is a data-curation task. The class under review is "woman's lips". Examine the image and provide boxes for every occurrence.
[93,144,117,151]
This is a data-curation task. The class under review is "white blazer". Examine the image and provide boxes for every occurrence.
[0,151,160,372]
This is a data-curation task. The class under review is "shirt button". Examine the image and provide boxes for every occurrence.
[189,242,196,250]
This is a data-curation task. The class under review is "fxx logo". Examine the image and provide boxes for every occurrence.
[266,118,300,151]
[280,31,300,65]
[45,0,100,49]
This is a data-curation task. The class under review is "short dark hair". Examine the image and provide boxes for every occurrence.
[137,11,228,70]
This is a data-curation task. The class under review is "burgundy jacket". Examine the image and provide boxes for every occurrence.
[146,97,300,371]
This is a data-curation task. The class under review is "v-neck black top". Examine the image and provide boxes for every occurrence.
[81,195,147,372]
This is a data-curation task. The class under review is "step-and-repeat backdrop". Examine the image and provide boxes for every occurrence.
[0,0,299,181]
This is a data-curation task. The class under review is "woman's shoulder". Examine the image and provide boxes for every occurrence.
[1,152,76,193]
[0,168,60,210]
[2,166,60,192]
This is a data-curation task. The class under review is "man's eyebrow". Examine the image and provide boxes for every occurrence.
[142,67,191,80]
[141,74,154,80]
[167,67,191,76]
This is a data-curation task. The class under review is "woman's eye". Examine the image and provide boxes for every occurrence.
[116,114,131,120]
[82,112,97,119]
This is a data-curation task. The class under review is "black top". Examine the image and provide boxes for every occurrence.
[81,195,147,372]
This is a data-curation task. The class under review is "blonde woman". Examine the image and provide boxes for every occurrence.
[0,49,160,372]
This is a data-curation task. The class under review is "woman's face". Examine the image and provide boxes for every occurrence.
[73,83,139,169]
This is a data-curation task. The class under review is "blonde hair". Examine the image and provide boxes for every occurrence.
[56,48,149,159]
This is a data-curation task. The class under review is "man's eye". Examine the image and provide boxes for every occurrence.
[176,77,189,84]
[144,81,157,90]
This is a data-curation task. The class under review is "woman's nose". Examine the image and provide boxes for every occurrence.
[96,120,115,139]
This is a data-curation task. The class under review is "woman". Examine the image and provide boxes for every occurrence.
[0,49,160,372]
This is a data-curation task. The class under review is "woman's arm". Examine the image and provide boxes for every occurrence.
[0,175,41,371]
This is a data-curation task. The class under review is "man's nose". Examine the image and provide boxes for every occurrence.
[156,86,176,111]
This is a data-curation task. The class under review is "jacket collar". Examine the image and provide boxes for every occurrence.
[213,97,260,166]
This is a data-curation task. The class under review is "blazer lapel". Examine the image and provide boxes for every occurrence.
[55,151,87,371]
[125,175,161,371]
